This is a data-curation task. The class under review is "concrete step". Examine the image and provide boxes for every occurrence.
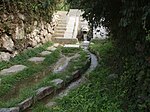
[57,24,66,27]
[55,30,66,34]
[52,37,78,44]
[55,27,66,31]
[54,33,64,37]
[58,19,67,23]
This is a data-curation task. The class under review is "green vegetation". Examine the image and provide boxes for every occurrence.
[31,39,122,112]
[0,42,59,97]
[0,47,88,108]
[66,0,150,111]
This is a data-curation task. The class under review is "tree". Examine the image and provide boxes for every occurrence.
[67,0,150,111]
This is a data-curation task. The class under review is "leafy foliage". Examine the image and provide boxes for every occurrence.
[67,0,150,111]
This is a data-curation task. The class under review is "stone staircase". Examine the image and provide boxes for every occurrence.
[52,10,81,44]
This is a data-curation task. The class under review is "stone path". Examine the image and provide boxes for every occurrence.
[28,57,45,63]
[40,51,51,56]
[0,65,27,76]
[0,43,59,77]
[0,9,86,111]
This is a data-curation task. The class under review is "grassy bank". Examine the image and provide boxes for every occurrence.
[31,39,123,112]
[0,42,57,97]
[0,47,88,108]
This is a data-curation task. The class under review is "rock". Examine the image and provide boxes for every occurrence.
[32,29,38,37]
[35,44,42,48]
[53,43,60,48]
[40,51,51,56]
[34,21,38,26]
[51,79,64,87]
[28,38,38,47]
[15,24,25,39]
[47,24,54,33]
[47,46,57,51]
[0,52,11,62]
[34,36,40,43]
[0,65,27,76]
[1,34,14,52]
[18,13,25,20]
[11,51,18,58]
[45,34,52,41]
[72,70,80,79]
[43,29,48,36]
[18,97,33,111]
[0,107,19,112]
[36,86,54,100]
[28,57,45,63]
[46,102,56,107]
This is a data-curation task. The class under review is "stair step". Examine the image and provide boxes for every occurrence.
[55,27,66,30]
[52,37,78,44]
[57,24,66,27]
[55,30,66,34]
[54,33,64,37]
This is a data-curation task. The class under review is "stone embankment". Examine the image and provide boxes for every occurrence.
[0,12,61,62]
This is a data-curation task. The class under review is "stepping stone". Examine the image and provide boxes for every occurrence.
[0,107,19,112]
[28,57,45,63]
[51,79,63,86]
[47,46,57,51]
[53,43,60,48]
[0,65,27,76]
[40,51,51,56]
[64,44,80,48]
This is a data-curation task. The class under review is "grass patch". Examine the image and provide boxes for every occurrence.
[32,39,123,112]
[0,48,88,108]
[0,42,59,97]
[0,42,52,70]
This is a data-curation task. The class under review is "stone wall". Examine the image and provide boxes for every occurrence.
[0,13,60,62]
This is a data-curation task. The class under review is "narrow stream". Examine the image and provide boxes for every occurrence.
[25,40,98,111]
[42,39,98,108]
[24,50,98,111]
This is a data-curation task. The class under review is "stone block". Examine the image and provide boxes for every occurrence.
[72,70,80,79]
[47,46,57,51]
[0,107,19,112]
[40,51,51,56]
[18,97,33,111]
[35,86,54,100]
[0,65,27,76]
[28,57,45,63]
[51,79,64,87]
[53,43,60,48]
